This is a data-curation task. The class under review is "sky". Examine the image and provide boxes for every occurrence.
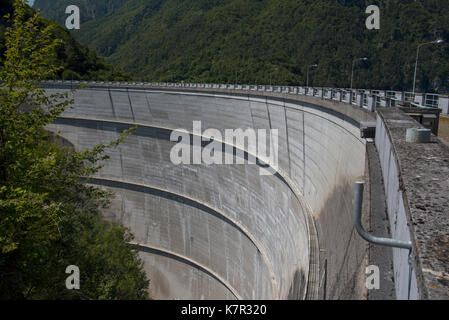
[28,0,35,6]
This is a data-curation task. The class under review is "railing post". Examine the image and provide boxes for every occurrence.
[356,92,363,107]
[438,96,449,115]
[343,91,351,104]
[396,92,405,102]
[414,93,425,106]
[335,91,341,102]
[367,95,376,112]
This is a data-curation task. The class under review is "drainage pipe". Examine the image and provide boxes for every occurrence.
[353,181,412,250]
[353,181,415,299]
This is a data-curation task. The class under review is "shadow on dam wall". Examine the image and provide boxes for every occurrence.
[315,181,368,299]
[46,86,370,300]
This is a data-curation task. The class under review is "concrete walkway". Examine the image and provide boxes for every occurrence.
[366,141,396,299]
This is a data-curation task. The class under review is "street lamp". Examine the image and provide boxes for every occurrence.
[350,57,368,90]
[412,39,444,94]
[235,69,243,86]
[269,67,278,86]
[306,64,318,87]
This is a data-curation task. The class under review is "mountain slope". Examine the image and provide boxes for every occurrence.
[33,0,128,24]
[1,0,128,80]
[36,0,449,92]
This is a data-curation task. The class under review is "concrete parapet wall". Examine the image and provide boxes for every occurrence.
[375,108,449,300]
[46,85,371,300]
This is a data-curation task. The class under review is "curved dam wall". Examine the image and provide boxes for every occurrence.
[46,85,369,300]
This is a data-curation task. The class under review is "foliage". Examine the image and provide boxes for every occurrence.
[33,0,128,25]
[0,0,130,81]
[0,0,147,299]
[36,0,449,92]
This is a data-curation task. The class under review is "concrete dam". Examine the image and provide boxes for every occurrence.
[45,82,449,300]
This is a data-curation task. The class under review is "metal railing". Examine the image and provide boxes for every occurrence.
[39,80,449,115]
[424,94,439,108]
[404,92,415,102]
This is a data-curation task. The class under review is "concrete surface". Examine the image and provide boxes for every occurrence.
[375,108,449,300]
[46,85,370,300]
[365,142,396,300]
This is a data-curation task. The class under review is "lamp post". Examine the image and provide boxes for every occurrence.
[269,67,278,86]
[306,64,318,87]
[412,39,444,94]
[235,69,243,86]
[350,57,368,90]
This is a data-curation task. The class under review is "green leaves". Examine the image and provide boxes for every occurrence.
[0,1,148,300]
[0,1,129,81]
[2,0,61,84]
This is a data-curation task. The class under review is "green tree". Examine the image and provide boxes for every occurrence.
[0,0,148,299]
[0,0,130,81]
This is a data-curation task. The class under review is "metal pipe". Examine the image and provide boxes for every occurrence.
[353,181,412,250]
[354,181,416,299]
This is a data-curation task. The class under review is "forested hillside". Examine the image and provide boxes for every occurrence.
[1,0,128,80]
[33,0,128,24]
[35,0,449,92]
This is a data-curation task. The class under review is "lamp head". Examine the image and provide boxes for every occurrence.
[361,57,368,61]
[433,39,444,44]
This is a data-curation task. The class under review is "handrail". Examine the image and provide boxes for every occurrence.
[38,80,449,114]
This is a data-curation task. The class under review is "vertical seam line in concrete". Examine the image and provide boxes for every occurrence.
[302,110,306,194]
[108,87,116,119]
[127,88,136,122]
[119,152,124,179]
[265,97,273,130]
[145,91,153,117]
[284,100,292,178]
[248,98,257,131]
